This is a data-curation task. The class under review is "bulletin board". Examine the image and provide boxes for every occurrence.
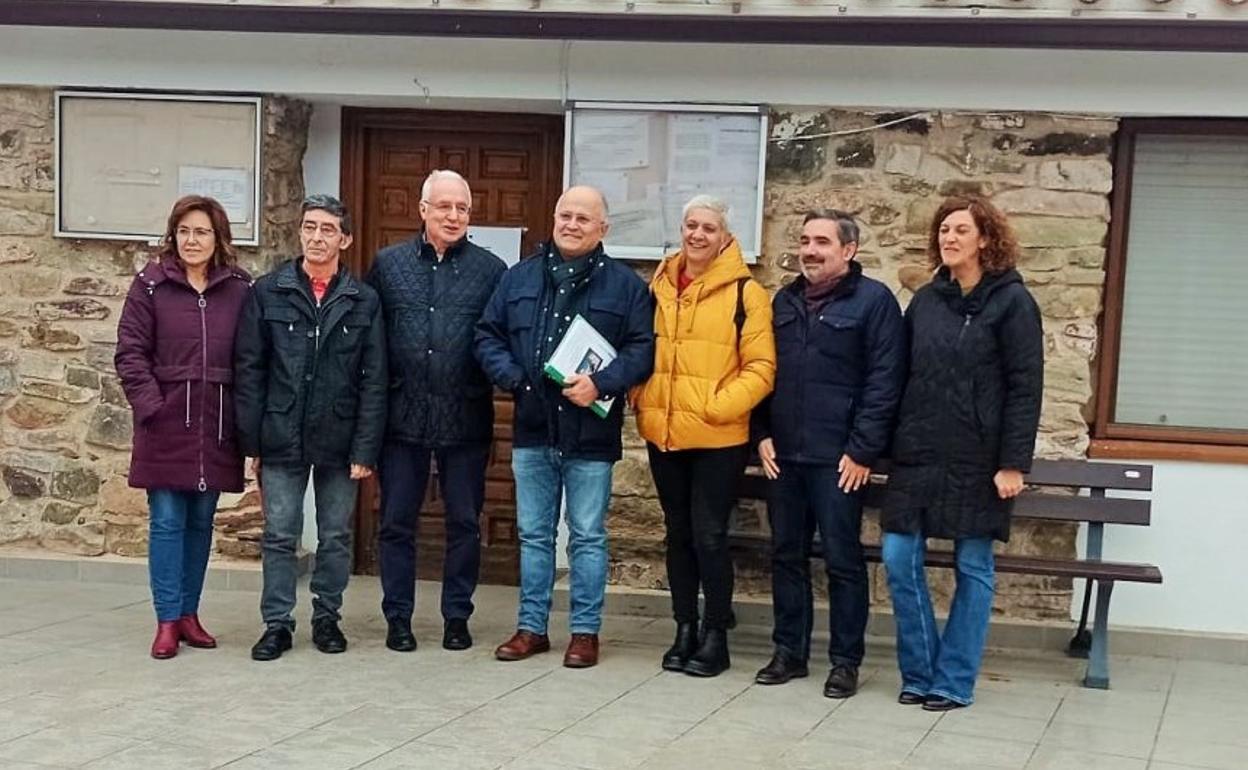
[55,91,263,245]
[564,102,767,263]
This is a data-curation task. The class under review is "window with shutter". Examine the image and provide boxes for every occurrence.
[1095,119,1248,461]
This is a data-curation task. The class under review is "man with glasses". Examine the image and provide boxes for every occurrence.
[475,186,654,668]
[367,169,506,652]
[235,194,387,661]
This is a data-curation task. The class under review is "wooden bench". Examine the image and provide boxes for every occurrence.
[730,458,1161,689]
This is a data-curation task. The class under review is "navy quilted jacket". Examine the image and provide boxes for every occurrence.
[367,235,506,447]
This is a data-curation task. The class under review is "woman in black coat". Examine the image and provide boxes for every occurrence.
[881,195,1044,711]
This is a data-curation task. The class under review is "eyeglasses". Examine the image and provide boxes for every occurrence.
[426,201,471,217]
[176,227,214,241]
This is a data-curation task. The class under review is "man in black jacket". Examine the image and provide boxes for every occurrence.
[751,210,905,697]
[367,170,506,653]
[235,195,387,661]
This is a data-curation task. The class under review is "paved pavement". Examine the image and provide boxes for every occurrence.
[1,575,1244,769]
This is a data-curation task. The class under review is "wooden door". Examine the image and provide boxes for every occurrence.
[341,108,564,581]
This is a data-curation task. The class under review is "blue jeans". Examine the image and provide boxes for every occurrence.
[882,533,995,705]
[259,464,357,631]
[378,442,489,623]
[147,489,220,622]
[768,464,868,667]
[512,447,613,636]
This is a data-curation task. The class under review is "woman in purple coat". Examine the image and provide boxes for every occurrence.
[115,195,252,659]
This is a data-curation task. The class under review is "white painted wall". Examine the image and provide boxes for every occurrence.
[3,26,1248,118]
[1074,461,1248,636]
[303,103,342,198]
[4,24,1248,632]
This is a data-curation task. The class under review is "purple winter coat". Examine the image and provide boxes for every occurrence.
[115,257,252,492]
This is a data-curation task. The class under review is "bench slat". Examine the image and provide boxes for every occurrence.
[727,534,1161,584]
[738,477,1150,525]
[859,545,1164,584]
[1023,459,1153,491]
[1012,495,1151,526]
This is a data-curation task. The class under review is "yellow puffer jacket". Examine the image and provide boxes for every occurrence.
[633,240,776,451]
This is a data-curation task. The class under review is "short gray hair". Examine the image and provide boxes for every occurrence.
[681,194,730,230]
[421,169,472,202]
[803,208,859,247]
[301,194,352,236]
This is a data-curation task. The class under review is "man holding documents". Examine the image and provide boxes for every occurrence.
[367,170,506,653]
[475,186,655,668]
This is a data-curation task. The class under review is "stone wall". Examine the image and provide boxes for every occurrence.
[0,86,310,559]
[609,108,1116,621]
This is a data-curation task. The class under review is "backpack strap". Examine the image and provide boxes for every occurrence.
[734,277,748,344]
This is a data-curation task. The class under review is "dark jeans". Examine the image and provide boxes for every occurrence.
[647,442,748,630]
[147,489,219,622]
[259,464,357,631]
[378,442,489,623]
[768,462,869,667]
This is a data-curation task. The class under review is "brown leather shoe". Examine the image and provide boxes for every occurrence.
[563,633,599,668]
[495,630,550,661]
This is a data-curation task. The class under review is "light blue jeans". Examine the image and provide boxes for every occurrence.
[882,533,995,705]
[148,489,220,622]
[512,447,613,636]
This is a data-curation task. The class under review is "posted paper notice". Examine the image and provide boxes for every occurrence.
[543,315,618,419]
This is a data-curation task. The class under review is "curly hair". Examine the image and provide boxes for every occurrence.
[157,195,237,269]
[926,195,1020,273]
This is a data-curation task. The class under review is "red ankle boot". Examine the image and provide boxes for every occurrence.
[178,614,217,649]
[151,621,181,659]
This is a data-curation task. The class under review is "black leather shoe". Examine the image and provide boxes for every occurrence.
[898,691,926,705]
[442,618,472,651]
[661,622,699,672]
[823,664,859,699]
[386,619,417,652]
[250,626,292,661]
[922,696,967,712]
[312,619,348,654]
[684,628,730,678]
[754,650,809,685]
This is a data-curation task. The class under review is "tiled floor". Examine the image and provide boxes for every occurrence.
[0,574,1244,769]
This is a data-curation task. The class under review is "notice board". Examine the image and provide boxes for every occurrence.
[565,102,767,262]
[56,92,262,245]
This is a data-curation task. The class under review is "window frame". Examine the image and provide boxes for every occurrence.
[1092,118,1248,462]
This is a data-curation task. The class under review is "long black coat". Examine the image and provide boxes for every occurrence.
[234,258,387,469]
[882,268,1044,542]
[367,235,505,448]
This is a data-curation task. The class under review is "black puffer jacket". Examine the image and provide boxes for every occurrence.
[881,267,1044,542]
[234,258,387,469]
[367,235,505,447]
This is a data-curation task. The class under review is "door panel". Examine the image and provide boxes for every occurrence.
[342,108,564,582]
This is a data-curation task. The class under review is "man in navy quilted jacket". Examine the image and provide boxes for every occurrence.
[367,170,506,653]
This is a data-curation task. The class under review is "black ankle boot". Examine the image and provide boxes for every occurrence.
[661,622,699,672]
[683,628,729,678]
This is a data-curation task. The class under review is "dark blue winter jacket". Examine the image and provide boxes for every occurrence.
[474,243,655,462]
[752,261,906,467]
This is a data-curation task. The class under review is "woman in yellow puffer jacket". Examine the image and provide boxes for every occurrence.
[633,194,775,677]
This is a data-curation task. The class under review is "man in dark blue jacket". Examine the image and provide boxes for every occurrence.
[367,170,507,654]
[751,209,905,697]
[475,186,654,669]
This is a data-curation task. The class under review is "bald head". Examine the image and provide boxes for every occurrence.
[553,185,611,260]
